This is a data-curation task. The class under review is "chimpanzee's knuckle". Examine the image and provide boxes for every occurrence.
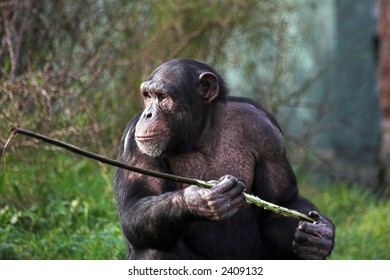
[238,183,246,192]
[209,212,221,221]
[228,175,238,184]
[221,174,237,184]
[204,191,219,202]
[294,232,309,244]
[319,225,334,239]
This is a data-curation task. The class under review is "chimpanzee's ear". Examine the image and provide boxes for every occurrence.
[198,72,219,103]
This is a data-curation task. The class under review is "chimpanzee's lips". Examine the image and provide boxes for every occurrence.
[135,132,166,141]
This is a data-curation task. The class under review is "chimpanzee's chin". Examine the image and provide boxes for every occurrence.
[136,139,166,158]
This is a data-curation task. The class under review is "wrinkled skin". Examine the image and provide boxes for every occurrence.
[293,211,335,259]
[114,58,335,260]
[184,176,334,259]
[183,175,246,221]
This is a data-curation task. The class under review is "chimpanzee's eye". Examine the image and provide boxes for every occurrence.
[143,92,151,98]
[157,92,168,101]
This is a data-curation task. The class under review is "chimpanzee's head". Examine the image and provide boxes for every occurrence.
[134,58,227,157]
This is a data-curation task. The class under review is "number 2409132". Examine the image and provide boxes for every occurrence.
[221,266,263,276]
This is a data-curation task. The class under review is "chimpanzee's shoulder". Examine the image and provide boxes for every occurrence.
[224,97,285,154]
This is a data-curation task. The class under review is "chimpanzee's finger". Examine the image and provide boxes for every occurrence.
[211,175,238,193]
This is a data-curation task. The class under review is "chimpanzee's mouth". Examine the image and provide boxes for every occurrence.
[135,132,167,141]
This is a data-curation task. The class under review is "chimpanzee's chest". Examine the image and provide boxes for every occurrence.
[168,140,257,190]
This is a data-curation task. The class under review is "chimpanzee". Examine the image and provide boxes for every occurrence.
[113,58,335,260]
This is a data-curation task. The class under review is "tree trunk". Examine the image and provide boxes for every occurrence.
[378,0,390,197]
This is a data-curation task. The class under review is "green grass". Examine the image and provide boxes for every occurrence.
[1,149,389,259]
[0,149,125,259]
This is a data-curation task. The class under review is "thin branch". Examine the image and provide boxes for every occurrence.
[1,127,17,163]
[7,127,314,222]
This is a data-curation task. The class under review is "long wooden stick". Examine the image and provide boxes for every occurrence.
[7,127,314,222]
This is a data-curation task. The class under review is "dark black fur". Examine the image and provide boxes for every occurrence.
[113,59,335,260]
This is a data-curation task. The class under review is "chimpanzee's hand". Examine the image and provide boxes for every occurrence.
[182,175,246,221]
[292,211,335,259]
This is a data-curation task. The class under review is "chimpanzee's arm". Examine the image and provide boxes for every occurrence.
[114,171,245,251]
[114,170,190,250]
[113,118,189,250]
[253,144,334,259]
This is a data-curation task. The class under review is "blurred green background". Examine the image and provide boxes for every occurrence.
[1,0,389,259]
